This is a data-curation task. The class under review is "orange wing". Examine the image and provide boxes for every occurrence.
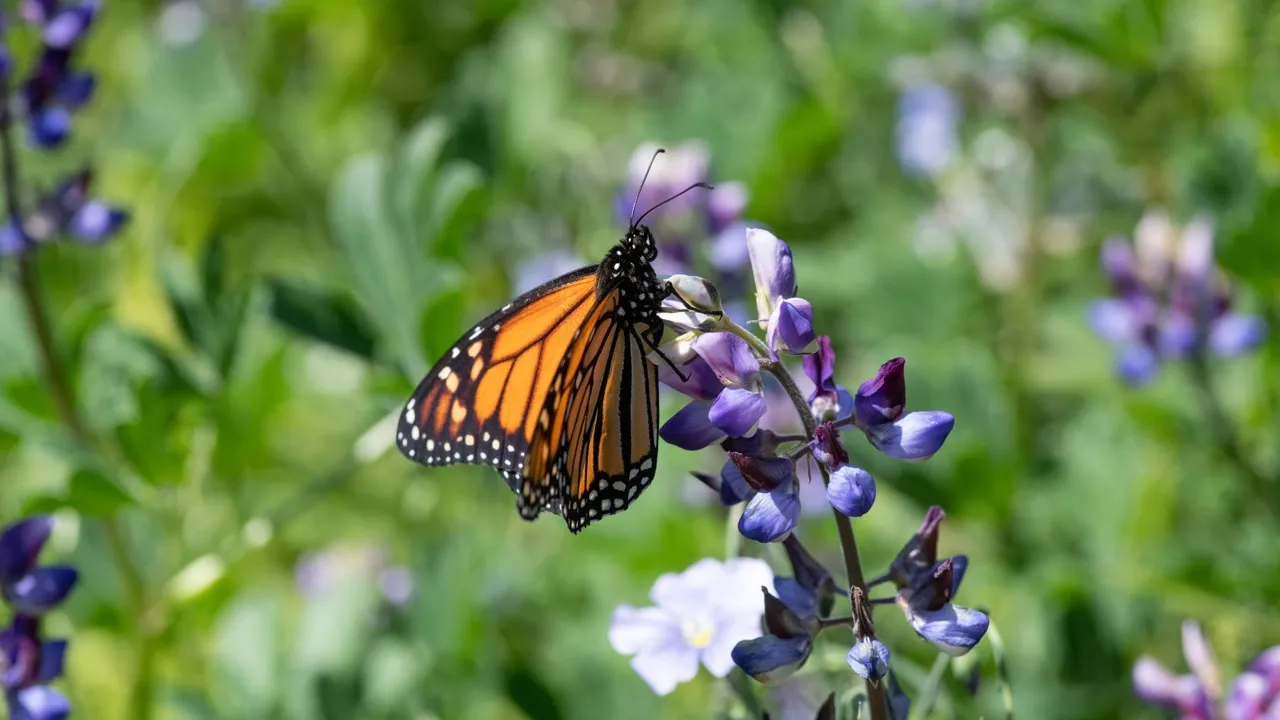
[519,290,661,533]
[396,265,599,497]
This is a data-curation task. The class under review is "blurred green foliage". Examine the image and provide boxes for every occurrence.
[4,0,1280,717]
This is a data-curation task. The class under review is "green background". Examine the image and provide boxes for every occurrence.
[4,0,1280,717]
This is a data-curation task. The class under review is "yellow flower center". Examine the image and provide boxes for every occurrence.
[681,614,715,649]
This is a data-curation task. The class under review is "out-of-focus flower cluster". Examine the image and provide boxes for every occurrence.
[0,1,128,257]
[0,516,79,720]
[1088,210,1265,385]
[605,187,984,712]
[1134,619,1280,720]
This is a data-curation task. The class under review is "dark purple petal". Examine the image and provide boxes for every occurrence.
[761,587,810,638]
[826,465,876,517]
[659,400,725,450]
[0,518,54,586]
[657,356,724,401]
[55,71,94,108]
[5,566,78,614]
[847,638,891,682]
[727,451,794,493]
[889,506,945,587]
[692,332,760,387]
[709,387,767,437]
[807,423,848,471]
[767,298,817,356]
[1117,345,1160,386]
[902,601,988,657]
[35,639,66,685]
[948,555,968,596]
[1088,299,1140,344]
[69,201,128,243]
[43,2,97,50]
[0,220,28,255]
[802,337,837,403]
[773,577,818,620]
[0,46,10,80]
[746,228,796,319]
[1158,312,1196,359]
[731,634,811,685]
[781,535,833,600]
[739,484,799,543]
[27,108,70,149]
[0,615,41,690]
[1210,313,1266,358]
[865,411,954,461]
[855,358,906,428]
[718,458,754,505]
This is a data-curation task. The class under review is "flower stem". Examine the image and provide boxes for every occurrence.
[750,355,888,720]
[0,88,156,720]
[1187,352,1276,516]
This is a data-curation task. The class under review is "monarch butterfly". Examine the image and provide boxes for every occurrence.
[396,151,707,533]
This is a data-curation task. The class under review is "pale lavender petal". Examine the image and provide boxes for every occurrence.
[1088,299,1139,344]
[692,332,760,387]
[866,411,954,461]
[709,387,767,437]
[1181,620,1222,699]
[701,615,761,677]
[631,642,701,695]
[1159,312,1197,358]
[1117,345,1160,386]
[746,228,796,320]
[1210,314,1266,358]
[609,605,681,655]
[905,603,989,656]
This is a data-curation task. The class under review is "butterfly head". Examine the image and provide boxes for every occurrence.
[624,224,659,263]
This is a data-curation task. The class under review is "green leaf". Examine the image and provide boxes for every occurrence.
[361,638,424,714]
[212,593,282,719]
[64,468,137,516]
[266,280,377,360]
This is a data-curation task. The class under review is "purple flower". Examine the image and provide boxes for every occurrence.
[746,228,796,323]
[693,332,767,437]
[854,358,906,427]
[895,559,988,656]
[767,297,817,356]
[0,518,76,616]
[807,422,848,470]
[826,465,876,517]
[851,359,953,461]
[895,83,959,178]
[1226,647,1280,720]
[512,249,588,296]
[0,517,77,720]
[1090,212,1266,384]
[1131,619,1280,720]
[739,480,800,543]
[847,637,891,682]
[731,634,812,685]
[609,558,774,695]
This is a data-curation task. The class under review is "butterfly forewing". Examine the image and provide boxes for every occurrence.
[396,266,599,495]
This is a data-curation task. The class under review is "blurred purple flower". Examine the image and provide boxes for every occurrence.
[1134,619,1280,720]
[609,558,773,695]
[0,517,76,720]
[294,543,413,607]
[511,248,588,296]
[895,83,959,178]
[1090,211,1266,385]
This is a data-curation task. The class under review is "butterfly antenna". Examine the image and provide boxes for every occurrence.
[634,182,714,227]
[629,148,666,228]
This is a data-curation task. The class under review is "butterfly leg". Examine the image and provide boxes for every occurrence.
[662,281,725,317]
[638,329,691,382]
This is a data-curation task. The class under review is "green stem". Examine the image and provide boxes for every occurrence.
[1,92,156,720]
[726,318,888,720]
[1187,353,1276,516]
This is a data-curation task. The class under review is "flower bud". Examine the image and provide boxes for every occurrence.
[666,274,723,315]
